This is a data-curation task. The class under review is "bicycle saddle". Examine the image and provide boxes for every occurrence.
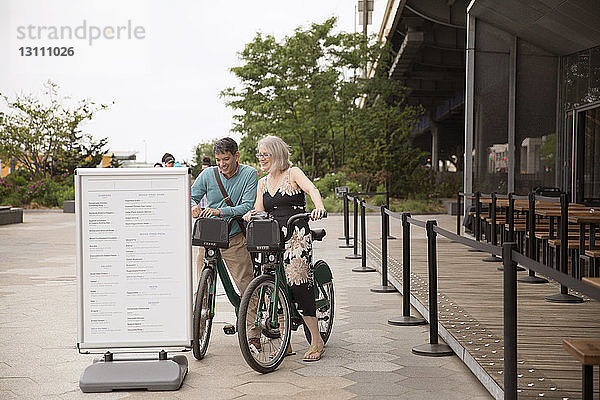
[311,229,326,241]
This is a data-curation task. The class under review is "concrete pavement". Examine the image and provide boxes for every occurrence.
[0,212,492,399]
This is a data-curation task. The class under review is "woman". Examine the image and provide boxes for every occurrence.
[243,135,327,362]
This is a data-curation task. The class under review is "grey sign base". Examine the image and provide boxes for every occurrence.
[79,355,188,393]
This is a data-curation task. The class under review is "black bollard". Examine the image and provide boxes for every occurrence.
[456,191,462,236]
[503,242,517,400]
[517,192,547,282]
[389,213,426,326]
[483,193,502,262]
[385,192,396,240]
[412,220,453,357]
[345,196,361,259]
[371,206,398,292]
[545,193,583,303]
[468,192,483,252]
[353,200,376,272]
[339,194,353,248]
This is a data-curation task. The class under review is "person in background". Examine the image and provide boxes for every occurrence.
[198,156,212,208]
[153,162,163,168]
[162,153,182,167]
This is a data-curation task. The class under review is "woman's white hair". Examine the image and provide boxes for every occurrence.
[257,135,292,173]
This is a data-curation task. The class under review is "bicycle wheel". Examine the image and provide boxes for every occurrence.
[303,278,334,345]
[237,274,292,373]
[192,267,214,360]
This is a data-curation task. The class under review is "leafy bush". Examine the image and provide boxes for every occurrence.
[0,173,74,208]
[314,172,349,197]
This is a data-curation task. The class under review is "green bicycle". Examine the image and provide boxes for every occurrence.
[236,212,335,373]
[191,216,254,360]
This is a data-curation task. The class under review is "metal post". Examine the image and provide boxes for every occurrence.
[456,191,461,236]
[545,193,583,303]
[389,213,426,326]
[412,220,453,356]
[582,365,593,400]
[353,200,375,272]
[385,192,396,240]
[503,242,517,400]
[483,193,502,262]
[475,191,481,241]
[372,206,397,292]
[518,192,547,283]
[345,197,361,259]
[469,191,483,252]
[339,194,353,248]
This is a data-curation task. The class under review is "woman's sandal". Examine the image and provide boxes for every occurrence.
[302,343,325,362]
[270,343,296,358]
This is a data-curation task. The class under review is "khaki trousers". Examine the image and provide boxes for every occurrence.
[196,233,261,338]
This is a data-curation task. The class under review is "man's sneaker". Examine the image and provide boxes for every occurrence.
[223,324,236,335]
[248,337,262,353]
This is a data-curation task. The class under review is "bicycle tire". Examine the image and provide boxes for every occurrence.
[192,268,214,360]
[237,274,292,373]
[303,267,334,345]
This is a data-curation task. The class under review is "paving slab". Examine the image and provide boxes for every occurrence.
[0,213,492,399]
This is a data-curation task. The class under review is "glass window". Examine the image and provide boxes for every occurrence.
[472,21,511,193]
[514,39,557,194]
[578,106,600,204]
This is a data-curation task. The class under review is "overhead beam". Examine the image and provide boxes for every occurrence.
[388,28,424,78]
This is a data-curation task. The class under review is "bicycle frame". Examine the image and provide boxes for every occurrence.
[254,256,313,332]
[202,249,242,318]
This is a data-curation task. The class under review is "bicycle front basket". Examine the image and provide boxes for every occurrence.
[192,218,229,248]
[246,219,283,252]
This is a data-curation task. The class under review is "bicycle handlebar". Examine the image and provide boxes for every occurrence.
[249,211,327,242]
[283,212,327,241]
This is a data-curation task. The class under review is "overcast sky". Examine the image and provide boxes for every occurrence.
[0,0,384,165]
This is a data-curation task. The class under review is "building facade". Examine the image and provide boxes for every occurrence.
[464,0,600,204]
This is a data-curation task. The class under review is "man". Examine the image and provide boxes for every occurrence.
[190,137,261,342]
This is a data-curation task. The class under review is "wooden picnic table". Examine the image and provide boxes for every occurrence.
[583,277,600,289]
[568,213,600,224]
[568,213,600,255]
[535,208,594,217]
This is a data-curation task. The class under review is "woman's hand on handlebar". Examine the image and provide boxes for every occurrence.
[310,207,326,221]
[243,209,257,222]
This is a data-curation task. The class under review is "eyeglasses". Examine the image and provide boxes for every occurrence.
[255,153,271,159]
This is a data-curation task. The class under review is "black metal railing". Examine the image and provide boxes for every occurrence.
[339,195,600,399]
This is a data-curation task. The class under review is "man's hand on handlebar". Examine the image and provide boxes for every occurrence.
[200,208,221,218]
[191,204,202,218]
[311,207,326,221]
[191,204,221,218]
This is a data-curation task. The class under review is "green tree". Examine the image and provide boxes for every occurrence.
[0,81,109,178]
[345,77,425,196]
[222,18,375,179]
[107,154,122,168]
[222,18,423,194]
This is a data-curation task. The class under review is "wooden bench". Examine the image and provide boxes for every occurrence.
[562,339,600,399]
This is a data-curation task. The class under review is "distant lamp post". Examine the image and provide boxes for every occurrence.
[357,0,373,78]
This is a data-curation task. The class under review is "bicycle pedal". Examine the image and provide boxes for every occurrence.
[223,324,236,335]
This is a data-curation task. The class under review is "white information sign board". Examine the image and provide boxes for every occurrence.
[76,168,192,350]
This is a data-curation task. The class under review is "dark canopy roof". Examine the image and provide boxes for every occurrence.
[469,0,600,55]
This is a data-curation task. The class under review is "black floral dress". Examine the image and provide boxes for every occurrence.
[261,170,316,317]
